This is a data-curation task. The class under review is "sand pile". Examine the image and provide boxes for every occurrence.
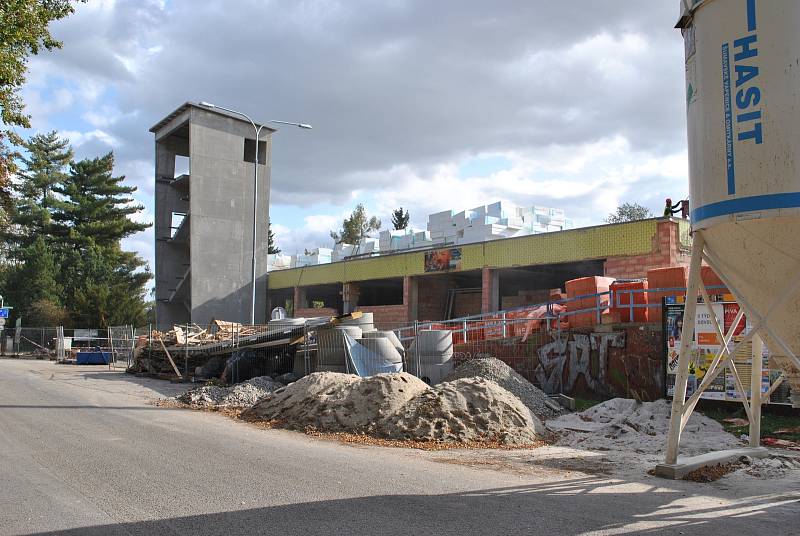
[244,372,429,431]
[548,398,743,456]
[444,358,563,420]
[379,377,545,444]
[177,376,282,408]
[245,372,543,444]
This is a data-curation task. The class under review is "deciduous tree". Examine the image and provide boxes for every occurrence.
[330,203,381,244]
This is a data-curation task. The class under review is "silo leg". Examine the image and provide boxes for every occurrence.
[665,232,705,465]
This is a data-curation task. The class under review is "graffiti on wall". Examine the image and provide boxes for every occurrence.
[535,331,626,394]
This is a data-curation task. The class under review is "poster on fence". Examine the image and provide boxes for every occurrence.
[664,301,777,401]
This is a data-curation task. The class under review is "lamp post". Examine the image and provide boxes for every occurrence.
[199,102,311,324]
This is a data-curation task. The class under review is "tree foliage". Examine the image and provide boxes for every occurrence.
[330,203,381,244]
[0,0,78,203]
[52,152,149,247]
[0,132,151,328]
[267,218,280,254]
[605,202,653,224]
[10,130,72,244]
[390,207,409,230]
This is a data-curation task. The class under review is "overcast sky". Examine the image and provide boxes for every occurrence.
[21,0,689,269]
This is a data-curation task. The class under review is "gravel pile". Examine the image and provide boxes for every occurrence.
[547,398,743,456]
[177,376,282,408]
[737,454,800,479]
[244,371,544,445]
[443,357,563,420]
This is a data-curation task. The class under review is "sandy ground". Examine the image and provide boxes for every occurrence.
[2,358,799,536]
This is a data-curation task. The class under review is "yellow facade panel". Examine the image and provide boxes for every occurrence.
[268,219,659,289]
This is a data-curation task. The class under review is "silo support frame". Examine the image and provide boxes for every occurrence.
[663,230,800,466]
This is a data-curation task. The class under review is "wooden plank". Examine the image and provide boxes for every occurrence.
[157,335,182,378]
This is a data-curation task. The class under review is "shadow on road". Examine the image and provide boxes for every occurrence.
[20,479,800,536]
[0,405,182,411]
[78,371,191,398]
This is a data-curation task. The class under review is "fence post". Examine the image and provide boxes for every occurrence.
[595,294,601,325]
[184,322,189,381]
[501,311,507,338]
[303,321,310,375]
[629,290,634,322]
[108,327,113,371]
[413,320,419,376]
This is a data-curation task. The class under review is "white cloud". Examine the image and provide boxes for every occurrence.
[21,0,691,275]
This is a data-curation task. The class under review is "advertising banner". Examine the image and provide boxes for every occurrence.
[665,301,770,401]
[424,248,462,273]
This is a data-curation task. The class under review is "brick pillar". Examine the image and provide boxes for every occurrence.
[342,282,360,313]
[404,276,418,321]
[481,267,500,313]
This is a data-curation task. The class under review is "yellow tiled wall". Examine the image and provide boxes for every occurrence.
[269,219,659,289]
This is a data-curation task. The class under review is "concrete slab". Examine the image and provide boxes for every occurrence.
[654,447,769,479]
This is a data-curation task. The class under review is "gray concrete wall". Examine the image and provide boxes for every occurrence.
[154,136,190,328]
[187,108,271,325]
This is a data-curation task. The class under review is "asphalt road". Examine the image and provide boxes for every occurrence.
[0,359,798,536]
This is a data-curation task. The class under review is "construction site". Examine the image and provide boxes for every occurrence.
[2,1,800,534]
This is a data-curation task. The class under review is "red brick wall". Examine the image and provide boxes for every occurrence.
[453,291,482,318]
[604,220,690,279]
[355,304,409,330]
[417,274,453,321]
[295,307,338,318]
[451,324,664,400]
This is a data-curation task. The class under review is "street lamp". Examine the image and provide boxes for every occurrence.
[198,101,311,324]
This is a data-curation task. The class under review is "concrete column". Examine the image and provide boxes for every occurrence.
[481,267,500,313]
[293,286,307,312]
[404,276,418,321]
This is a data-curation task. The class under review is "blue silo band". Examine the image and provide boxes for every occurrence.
[692,192,800,223]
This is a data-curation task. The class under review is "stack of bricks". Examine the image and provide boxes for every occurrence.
[565,276,615,327]
[646,266,688,322]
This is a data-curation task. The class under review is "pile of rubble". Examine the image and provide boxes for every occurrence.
[443,357,563,420]
[243,372,544,445]
[176,376,282,408]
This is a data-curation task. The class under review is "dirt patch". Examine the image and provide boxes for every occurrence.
[682,463,738,483]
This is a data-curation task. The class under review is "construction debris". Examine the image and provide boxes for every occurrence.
[443,357,564,420]
[243,372,544,445]
[176,376,282,408]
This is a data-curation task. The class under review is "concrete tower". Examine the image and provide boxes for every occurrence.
[150,102,273,328]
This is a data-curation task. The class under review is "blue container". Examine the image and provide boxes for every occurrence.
[76,351,111,365]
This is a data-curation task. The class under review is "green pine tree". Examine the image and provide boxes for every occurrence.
[391,207,410,230]
[52,152,150,247]
[60,245,150,328]
[10,131,73,244]
[3,236,64,325]
[268,218,280,254]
